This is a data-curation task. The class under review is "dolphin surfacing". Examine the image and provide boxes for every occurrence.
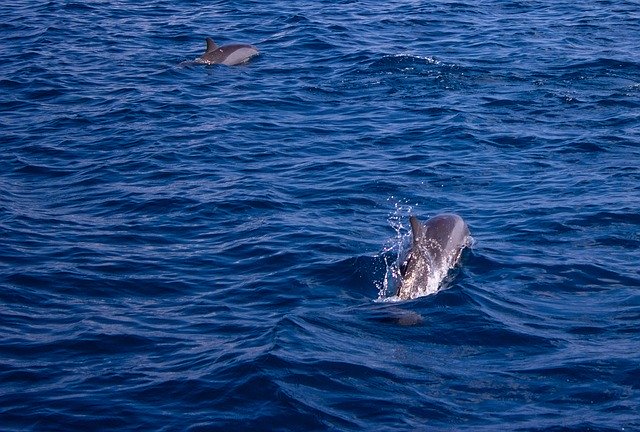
[196,37,259,66]
[396,214,471,300]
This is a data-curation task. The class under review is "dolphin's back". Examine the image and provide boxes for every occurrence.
[218,45,259,66]
[197,38,259,66]
[398,214,470,299]
[412,214,469,264]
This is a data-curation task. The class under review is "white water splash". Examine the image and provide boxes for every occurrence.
[375,200,414,301]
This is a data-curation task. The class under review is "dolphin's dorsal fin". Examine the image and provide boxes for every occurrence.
[205,38,219,52]
[409,216,423,247]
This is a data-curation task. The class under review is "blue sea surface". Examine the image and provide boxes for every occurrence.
[1,0,640,430]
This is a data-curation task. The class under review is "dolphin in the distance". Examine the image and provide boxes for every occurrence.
[396,214,471,300]
[195,37,259,66]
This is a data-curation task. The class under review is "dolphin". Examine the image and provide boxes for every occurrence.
[196,37,259,66]
[396,214,471,300]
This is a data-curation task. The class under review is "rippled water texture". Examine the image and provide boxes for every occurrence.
[1,1,640,430]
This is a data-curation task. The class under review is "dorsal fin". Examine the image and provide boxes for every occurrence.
[409,216,422,247]
[205,38,219,52]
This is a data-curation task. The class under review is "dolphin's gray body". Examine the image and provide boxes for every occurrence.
[196,38,259,66]
[396,214,471,300]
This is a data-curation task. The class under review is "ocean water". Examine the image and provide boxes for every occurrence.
[1,0,640,430]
